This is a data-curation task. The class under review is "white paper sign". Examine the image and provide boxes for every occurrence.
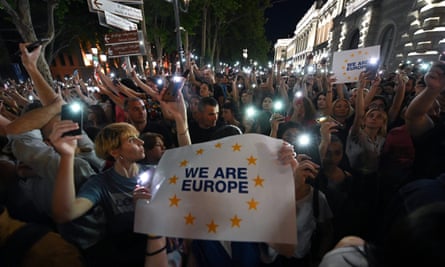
[134,134,297,244]
[332,45,380,83]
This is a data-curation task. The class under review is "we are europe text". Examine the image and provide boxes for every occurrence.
[181,167,249,194]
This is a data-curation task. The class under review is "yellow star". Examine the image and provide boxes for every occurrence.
[215,142,222,148]
[169,194,181,207]
[341,66,346,70]
[169,175,178,184]
[350,53,355,58]
[344,59,348,63]
[230,215,242,228]
[365,51,369,55]
[196,148,204,155]
[180,160,188,167]
[358,50,363,55]
[246,155,257,165]
[206,219,218,233]
[253,175,264,187]
[184,212,195,225]
[347,76,351,80]
[232,143,242,151]
[230,214,242,228]
[246,198,259,210]
[343,72,347,76]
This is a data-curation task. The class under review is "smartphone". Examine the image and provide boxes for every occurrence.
[365,62,379,79]
[26,38,50,52]
[162,76,185,102]
[61,103,83,136]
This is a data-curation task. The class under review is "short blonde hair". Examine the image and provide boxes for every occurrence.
[95,122,140,161]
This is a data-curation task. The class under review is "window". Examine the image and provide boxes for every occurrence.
[379,25,395,67]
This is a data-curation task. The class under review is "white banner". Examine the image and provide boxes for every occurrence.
[134,134,297,244]
[332,45,380,83]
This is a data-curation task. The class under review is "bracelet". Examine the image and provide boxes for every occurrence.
[145,245,167,257]
[178,128,188,136]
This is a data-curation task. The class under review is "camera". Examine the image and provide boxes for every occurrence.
[162,76,185,102]
[61,103,83,136]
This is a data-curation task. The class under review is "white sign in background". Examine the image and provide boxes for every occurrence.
[134,134,297,244]
[331,45,380,84]
[90,0,142,21]
[104,11,138,31]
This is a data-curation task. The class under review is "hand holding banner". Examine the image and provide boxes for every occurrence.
[134,134,297,244]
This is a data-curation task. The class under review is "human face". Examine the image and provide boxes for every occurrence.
[405,79,415,93]
[146,137,165,163]
[317,95,327,109]
[262,97,273,111]
[241,93,252,104]
[222,108,234,123]
[323,142,343,166]
[333,100,350,118]
[349,90,357,107]
[287,77,297,88]
[115,135,145,162]
[281,128,301,146]
[199,84,211,97]
[368,99,386,111]
[293,98,305,118]
[425,64,445,92]
[199,105,219,128]
[190,98,200,113]
[365,110,386,129]
[126,100,147,124]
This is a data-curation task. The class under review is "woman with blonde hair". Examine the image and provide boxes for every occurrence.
[345,72,387,240]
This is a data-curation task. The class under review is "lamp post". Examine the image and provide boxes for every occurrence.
[167,0,190,73]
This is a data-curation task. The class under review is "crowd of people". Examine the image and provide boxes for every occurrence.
[0,41,445,267]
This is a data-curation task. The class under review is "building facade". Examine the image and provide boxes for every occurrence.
[274,0,445,74]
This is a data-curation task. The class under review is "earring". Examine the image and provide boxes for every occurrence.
[119,155,124,160]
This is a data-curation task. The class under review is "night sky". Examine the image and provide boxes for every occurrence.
[265,0,314,44]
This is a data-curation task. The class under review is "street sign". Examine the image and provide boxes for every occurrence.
[113,0,143,3]
[107,42,146,58]
[90,0,142,21]
[104,30,141,45]
[103,11,138,31]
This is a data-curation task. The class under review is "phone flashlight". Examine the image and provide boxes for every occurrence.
[297,133,311,147]
[295,91,303,98]
[246,106,256,118]
[61,102,83,136]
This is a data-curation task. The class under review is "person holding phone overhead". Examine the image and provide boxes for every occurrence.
[0,43,104,262]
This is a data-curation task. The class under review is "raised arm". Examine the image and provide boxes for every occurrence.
[363,75,381,108]
[387,74,406,125]
[50,120,94,223]
[5,97,63,135]
[19,43,58,106]
[350,72,367,137]
[97,83,125,109]
[405,62,445,136]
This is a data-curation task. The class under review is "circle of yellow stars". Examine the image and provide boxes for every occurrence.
[341,50,369,81]
[165,141,266,234]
